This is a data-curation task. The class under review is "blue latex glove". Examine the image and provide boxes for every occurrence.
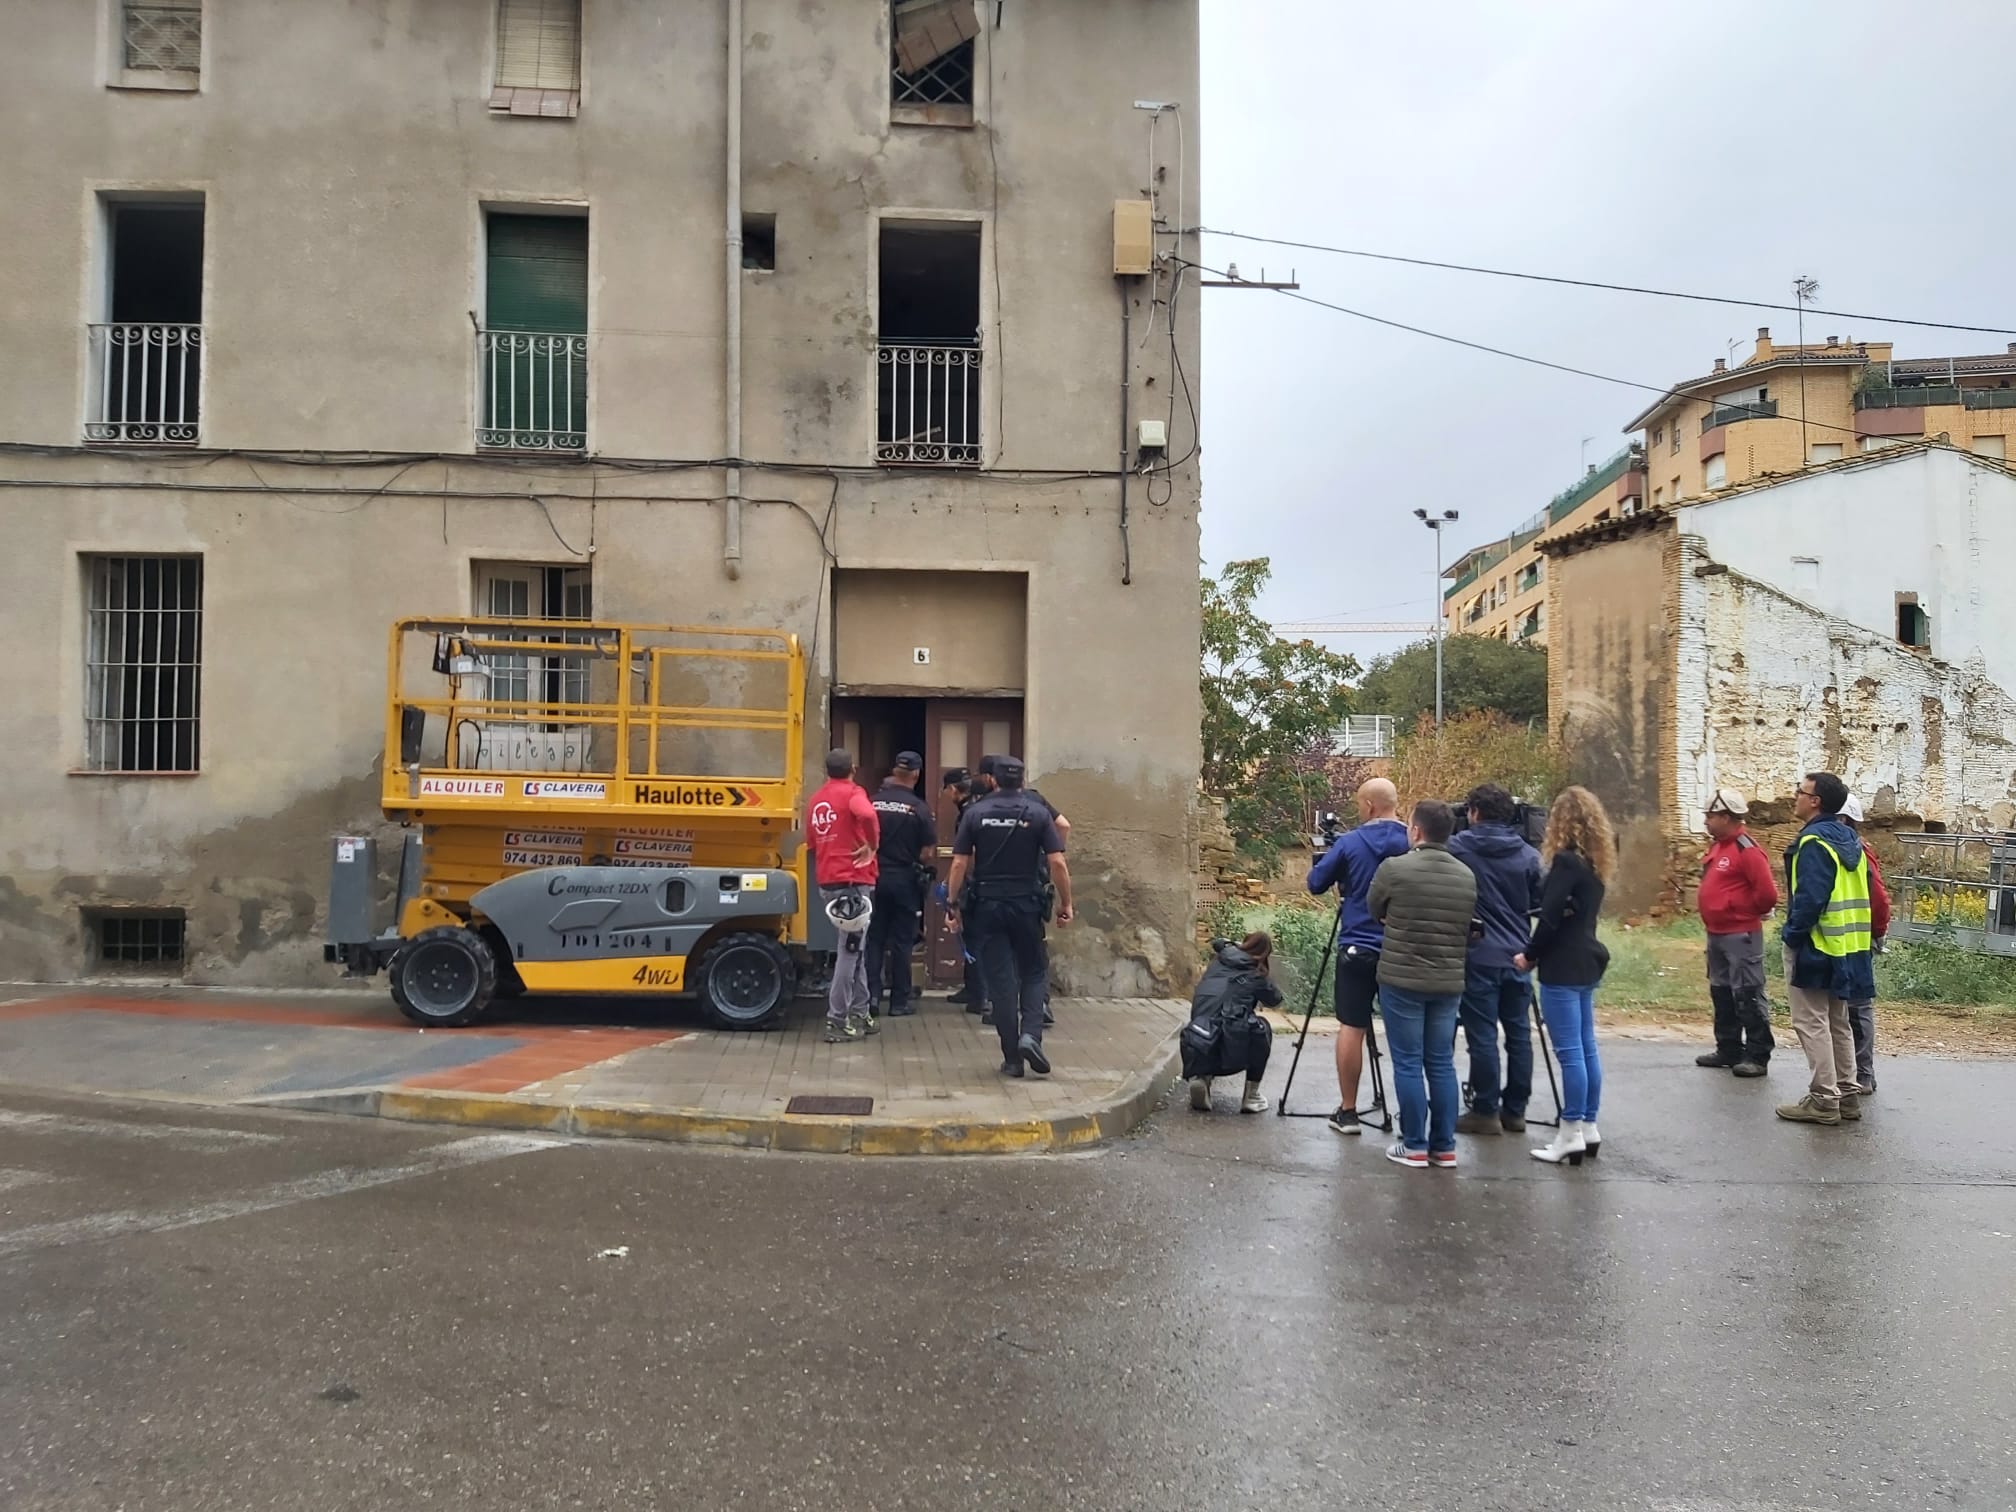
[933,882,950,906]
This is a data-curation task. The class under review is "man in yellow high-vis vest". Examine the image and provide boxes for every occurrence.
[1777,772,1876,1126]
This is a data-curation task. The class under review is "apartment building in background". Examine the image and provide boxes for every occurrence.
[1441,445,1649,647]
[1444,328,2016,646]
[0,0,1203,995]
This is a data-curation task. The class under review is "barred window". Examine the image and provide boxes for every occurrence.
[892,0,977,108]
[123,0,202,73]
[84,555,203,773]
[93,910,187,971]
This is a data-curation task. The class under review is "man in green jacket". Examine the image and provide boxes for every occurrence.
[1367,799,1478,1170]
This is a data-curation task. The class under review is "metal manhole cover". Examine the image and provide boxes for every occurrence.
[785,1095,874,1117]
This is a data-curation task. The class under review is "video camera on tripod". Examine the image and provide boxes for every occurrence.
[1448,795,1549,847]
[1310,812,1344,857]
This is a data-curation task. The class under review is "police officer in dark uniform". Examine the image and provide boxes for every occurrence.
[940,767,986,1012]
[866,751,936,1017]
[971,754,1071,1028]
[946,755,1073,1077]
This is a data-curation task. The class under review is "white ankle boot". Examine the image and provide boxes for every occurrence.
[1189,1077,1212,1111]
[1531,1120,1587,1166]
[1240,1079,1269,1115]
[1581,1122,1601,1157]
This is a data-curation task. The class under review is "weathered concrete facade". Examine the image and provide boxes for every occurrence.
[1543,444,2016,911]
[0,1,1203,993]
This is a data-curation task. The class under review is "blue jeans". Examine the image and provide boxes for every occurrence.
[1379,985,1461,1154]
[1459,964,1534,1116]
[1537,983,1602,1124]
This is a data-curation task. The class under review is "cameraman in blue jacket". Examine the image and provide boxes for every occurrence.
[1449,784,1544,1135]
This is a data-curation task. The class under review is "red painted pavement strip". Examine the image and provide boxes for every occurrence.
[0,993,686,1096]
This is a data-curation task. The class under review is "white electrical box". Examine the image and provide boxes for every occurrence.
[1138,419,1168,451]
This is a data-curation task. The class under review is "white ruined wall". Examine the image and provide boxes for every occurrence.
[1675,535,2016,834]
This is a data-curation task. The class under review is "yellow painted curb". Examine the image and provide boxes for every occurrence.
[314,1033,1183,1157]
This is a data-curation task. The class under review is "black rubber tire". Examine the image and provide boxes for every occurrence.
[389,925,498,1028]
[479,925,527,1000]
[693,932,795,1030]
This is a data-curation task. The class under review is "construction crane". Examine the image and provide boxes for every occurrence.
[1273,621,1436,636]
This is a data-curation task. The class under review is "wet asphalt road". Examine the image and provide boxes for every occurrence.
[2,1042,2013,1512]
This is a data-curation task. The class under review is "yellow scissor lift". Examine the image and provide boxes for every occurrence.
[326,617,811,1029]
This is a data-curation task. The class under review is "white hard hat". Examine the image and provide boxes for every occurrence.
[1842,793,1865,824]
[825,889,874,935]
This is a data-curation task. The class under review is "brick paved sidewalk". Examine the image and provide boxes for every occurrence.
[0,987,1186,1154]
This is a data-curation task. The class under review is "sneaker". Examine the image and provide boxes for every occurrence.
[1775,1094,1841,1126]
[848,1014,878,1038]
[1499,1112,1527,1134]
[1239,1082,1269,1115]
[1429,1149,1458,1169]
[1696,1051,1738,1069]
[1384,1143,1428,1169]
[1189,1077,1212,1112]
[1837,1093,1863,1122]
[824,1018,862,1044]
[1732,1061,1769,1079]
[1326,1107,1362,1137]
[999,1057,1025,1078]
[1455,1111,1501,1136]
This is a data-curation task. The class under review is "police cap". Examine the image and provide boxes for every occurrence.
[993,755,1027,788]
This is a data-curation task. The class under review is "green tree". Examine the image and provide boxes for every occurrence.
[1356,635,1548,728]
[1201,559,1360,861]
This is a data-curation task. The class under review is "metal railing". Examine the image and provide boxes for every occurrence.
[476,331,587,452]
[1964,388,2016,410]
[1545,444,1642,524]
[877,339,981,466]
[1856,385,1959,411]
[1336,714,1394,758]
[1701,399,1778,433]
[86,323,202,444]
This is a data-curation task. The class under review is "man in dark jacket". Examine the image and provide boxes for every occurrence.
[866,752,935,1017]
[1306,777,1412,1137]
[1449,784,1544,1134]
[1777,772,1876,1127]
[1367,800,1478,1169]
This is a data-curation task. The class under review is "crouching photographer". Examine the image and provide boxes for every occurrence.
[1184,933,1282,1114]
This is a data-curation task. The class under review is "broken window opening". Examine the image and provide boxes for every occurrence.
[891,0,977,108]
[1897,598,1930,651]
[742,213,776,271]
[877,222,981,467]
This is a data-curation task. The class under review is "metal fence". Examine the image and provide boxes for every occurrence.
[1337,714,1395,758]
[477,331,587,451]
[1892,831,2016,959]
[86,323,202,444]
[1963,388,2016,410]
[877,340,981,466]
[1855,386,1960,411]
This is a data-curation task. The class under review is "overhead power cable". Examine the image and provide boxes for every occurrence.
[1176,258,1888,443]
[1199,228,2016,337]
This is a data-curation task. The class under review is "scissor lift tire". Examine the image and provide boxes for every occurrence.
[693,931,795,1031]
[390,925,498,1028]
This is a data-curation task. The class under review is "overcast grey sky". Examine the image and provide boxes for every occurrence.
[1196,0,2016,663]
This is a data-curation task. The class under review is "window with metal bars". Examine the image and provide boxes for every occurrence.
[92,910,187,971]
[123,0,201,73]
[83,556,203,773]
[473,562,593,726]
[891,0,977,108]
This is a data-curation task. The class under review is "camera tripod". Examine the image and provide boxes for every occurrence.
[1457,982,1564,1131]
[1276,909,1392,1132]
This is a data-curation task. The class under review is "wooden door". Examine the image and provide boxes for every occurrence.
[922,699,1024,986]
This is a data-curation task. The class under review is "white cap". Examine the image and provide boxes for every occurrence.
[1705,787,1749,818]
[1842,793,1865,824]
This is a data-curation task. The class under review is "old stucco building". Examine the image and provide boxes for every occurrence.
[1540,442,2016,912]
[0,0,1203,994]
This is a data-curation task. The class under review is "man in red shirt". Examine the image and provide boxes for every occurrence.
[807,749,880,1043]
[1840,793,1892,1096]
[1695,787,1780,1077]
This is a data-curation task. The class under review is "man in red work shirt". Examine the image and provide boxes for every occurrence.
[807,749,880,1043]
[1695,787,1780,1077]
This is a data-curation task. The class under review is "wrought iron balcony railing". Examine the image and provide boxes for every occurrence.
[477,331,588,452]
[86,323,202,444]
[876,340,981,467]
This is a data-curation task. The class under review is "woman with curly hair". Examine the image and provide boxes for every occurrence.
[1513,786,1615,1167]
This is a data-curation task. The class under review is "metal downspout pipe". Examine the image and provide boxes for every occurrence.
[723,0,744,579]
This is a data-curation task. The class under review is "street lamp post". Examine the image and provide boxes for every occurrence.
[1414,508,1460,729]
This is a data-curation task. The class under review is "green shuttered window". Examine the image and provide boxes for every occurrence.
[481,215,587,450]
